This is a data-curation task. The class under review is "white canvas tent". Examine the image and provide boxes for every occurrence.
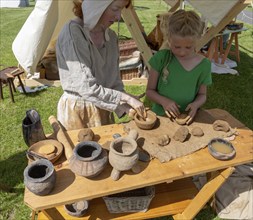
[0,0,29,8]
[12,0,251,77]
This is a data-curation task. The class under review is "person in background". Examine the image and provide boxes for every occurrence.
[146,9,212,124]
[56,0,146,130]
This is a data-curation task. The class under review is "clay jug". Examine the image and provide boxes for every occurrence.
[69,141,108,178]
[23,159,56,196]
[109,130,140,181]
[22,109,46,147]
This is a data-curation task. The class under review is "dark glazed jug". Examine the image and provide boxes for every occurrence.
[22,109,46,147]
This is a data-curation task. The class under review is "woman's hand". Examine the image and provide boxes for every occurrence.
[121,93,146,119]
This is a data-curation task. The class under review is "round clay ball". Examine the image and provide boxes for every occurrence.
[173,127,189,142]
[191,127,204,137]
[77,128,94,142]
[157,134,170,146]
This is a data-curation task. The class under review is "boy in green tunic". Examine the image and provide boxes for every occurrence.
[146,9,212,124]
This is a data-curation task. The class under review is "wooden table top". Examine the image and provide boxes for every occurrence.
[24,109,253,211]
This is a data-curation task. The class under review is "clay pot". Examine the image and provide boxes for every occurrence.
[23,159,56,196]
[109,135,140,181]
[64,200,89,217]
[134,110,157,130]
[69,141,108,178]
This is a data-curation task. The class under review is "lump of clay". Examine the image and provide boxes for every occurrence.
[173,127,189,142]
[213,120,230,132]
[191,127,204,137]
[77,128,94,142]
[175,113,189,125]
[157,134,170,146]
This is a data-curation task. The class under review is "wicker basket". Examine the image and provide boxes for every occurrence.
[120,68,140,80]
[103,186,155,213]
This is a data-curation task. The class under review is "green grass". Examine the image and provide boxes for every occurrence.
[0,1,253,219]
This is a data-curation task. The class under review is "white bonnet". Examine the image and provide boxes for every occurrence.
[82,0,114,30]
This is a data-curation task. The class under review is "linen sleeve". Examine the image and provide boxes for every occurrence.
[56,23,122,111]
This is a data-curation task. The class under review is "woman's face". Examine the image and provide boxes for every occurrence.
[98,0,129,29]
[169,35,197,60]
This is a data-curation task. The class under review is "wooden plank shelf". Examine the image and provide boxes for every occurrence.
[37,178,198,220]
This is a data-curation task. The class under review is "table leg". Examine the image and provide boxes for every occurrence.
[234,33,240,63]
[173,167,235,220]
[221,33,235,64]
[42,207,65,220]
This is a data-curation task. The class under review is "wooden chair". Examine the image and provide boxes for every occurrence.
[0,66,26,103]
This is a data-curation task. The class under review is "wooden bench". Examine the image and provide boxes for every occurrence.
[0,66,26,102]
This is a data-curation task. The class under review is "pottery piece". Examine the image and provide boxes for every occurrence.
[27,139,63,163]
[22,109,46,147]
[23,159,56,196]
[134,110,157,130]
[69,141,108,178]
[109,131,140,181]
[208,138,236,160]
[64,200,89,217]
[175,113,189,125]
[213,120,230,132]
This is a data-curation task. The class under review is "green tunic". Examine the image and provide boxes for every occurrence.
[149,49,212,116]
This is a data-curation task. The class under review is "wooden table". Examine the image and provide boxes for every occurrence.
[24,109,253,220]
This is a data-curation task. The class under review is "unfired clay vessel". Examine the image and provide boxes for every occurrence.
[23,159,56,196]
[109,130,140,181]
[69,141,108,178]
[134,110,157,130]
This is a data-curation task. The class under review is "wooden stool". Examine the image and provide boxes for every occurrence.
[0,66,26,103]
[204,28,247,65]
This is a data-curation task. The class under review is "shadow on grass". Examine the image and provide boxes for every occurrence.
[0,150,27,193]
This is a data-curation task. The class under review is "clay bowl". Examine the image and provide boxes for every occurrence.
[27,139,63,164]
[175,113,189,125]
[64,200,89,217]
[208,138,236,160]
[134,111,157,130]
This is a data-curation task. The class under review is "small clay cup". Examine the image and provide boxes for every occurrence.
[69,141,108,178]
[134,111,157,130]
[23,159,56,196]
[64,200,89,217]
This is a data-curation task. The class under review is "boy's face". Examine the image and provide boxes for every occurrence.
[169,35,197,59]
[98,0,129,30]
